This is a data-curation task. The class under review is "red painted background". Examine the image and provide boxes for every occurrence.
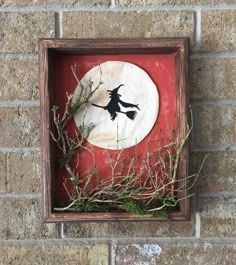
[53,54,176,202]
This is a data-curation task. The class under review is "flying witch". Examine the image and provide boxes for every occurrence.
[92,84,140,121]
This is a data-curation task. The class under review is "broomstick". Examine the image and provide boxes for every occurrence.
[92,103,137,121]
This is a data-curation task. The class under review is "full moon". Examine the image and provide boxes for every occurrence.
[72,61,159,150]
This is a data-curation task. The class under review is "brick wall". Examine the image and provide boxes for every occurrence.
[0,1,235,264]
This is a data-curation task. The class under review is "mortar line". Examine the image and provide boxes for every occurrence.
[191,99,236,105]
[197,191,236,198]
[59,11,63,38]
[0,4,110,12]
[191,147,236,153]
[5,153,9,193]
[191,52,236,59]
[0,238,111,246]
[109,239,118,265]
[0,4,236,12]
[55,12,60,38]
[1,237,236,246]
[59,223,65,239]
[0,192,40,199]
[196,4,236,11]
[192,9,201,51]
[0,147,40,153]
[110,0,116,9]
[193,196,201,239]
[0,100,40,108]
[191,145,236,152]
[191,104,199,154]
[0,53,38,60]
[195,212,201,238]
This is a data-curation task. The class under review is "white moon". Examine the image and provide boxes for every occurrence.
[72,61,159,150]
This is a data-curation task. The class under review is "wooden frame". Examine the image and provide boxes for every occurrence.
[39,38,190,222]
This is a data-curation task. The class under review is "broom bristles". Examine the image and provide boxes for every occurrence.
[125,111,137,120]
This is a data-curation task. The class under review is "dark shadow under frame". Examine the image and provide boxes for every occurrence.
[39,38,190,222]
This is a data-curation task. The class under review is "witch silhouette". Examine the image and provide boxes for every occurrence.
[92,84,140,121]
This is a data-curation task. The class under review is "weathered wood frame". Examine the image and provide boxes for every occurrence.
[39,38,190,222]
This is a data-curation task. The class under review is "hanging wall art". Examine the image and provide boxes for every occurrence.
[39,38,192,222]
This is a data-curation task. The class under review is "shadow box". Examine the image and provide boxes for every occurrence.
[39,38,191,222]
